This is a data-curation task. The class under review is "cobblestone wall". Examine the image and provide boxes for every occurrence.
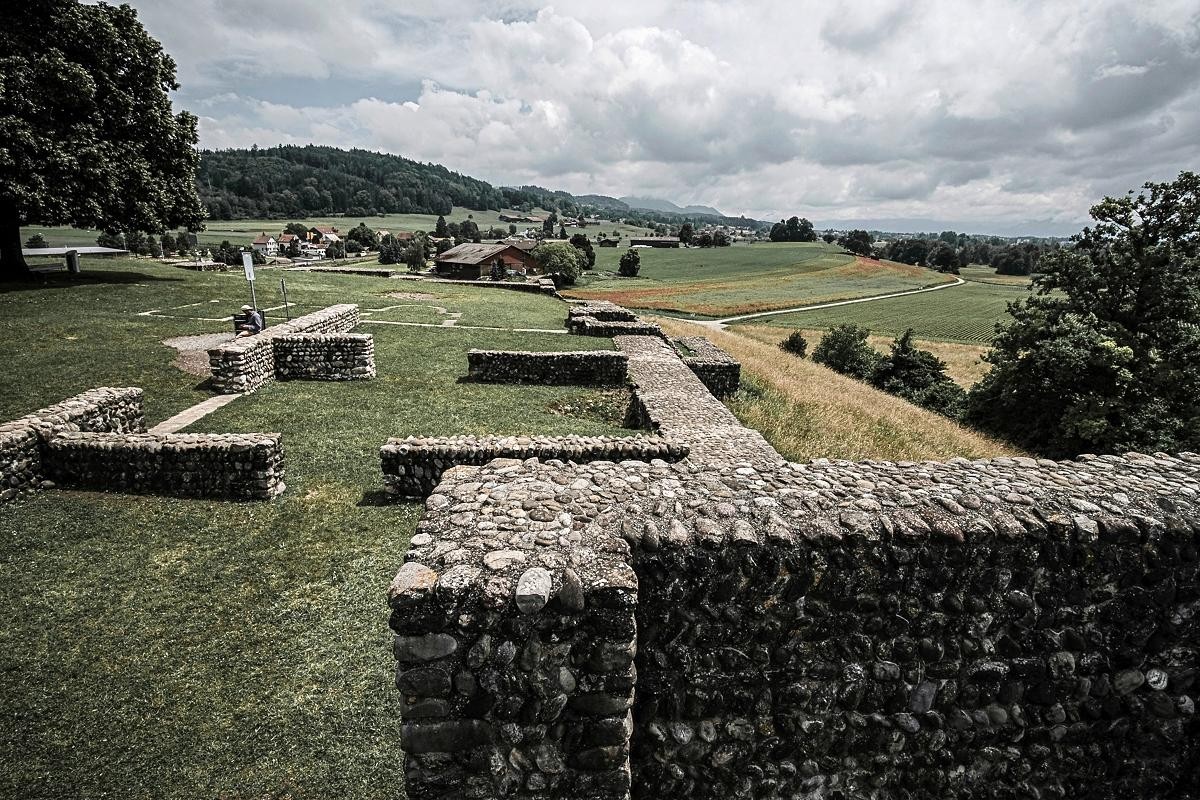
[467,350,628,385]
[44,431,285,500]
[674,336,741,398]
[381,434,688,498]
[0,387,145,503]
[273,333,375,381]
[208,304,361,393]
[388,327,1200,799]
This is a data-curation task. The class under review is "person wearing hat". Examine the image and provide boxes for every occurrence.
[235,304,264,337]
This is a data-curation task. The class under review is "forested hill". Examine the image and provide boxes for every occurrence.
[197,145,505,219]
[197,144,767,230]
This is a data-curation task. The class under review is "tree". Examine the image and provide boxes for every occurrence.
[569,233,596,269]
[378,233,401,265]
[713,230,731,247]
[780,331,808,358]
[839,229,873,257]
[96,230,123,249]
[402,241,426,272]
[325,240,346,259]
[558,223,568,239]
[532,242,584,286]
[697,231,714,248]
[770,216,816,243]
[25,233,49,249]
[811,324,880,380]
[159,234,175,255]
[284,222,309,238]
[0,2,204,280]
[821,232,838,244]
[618,248,641,277]
[870,329,966,418]
[435,215,448,237]
[967,171,1200,457]
[286,237,300,258]
[508,223,517,235]
[435,239,454,256]
[679,223,694,245]
[489,258,508,281]
[346,222,378,250]
[926,241,960,273]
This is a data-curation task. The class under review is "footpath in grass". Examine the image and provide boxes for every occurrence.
[745,266,1032,344]
[0,259,628,799]
[569,242,955,318]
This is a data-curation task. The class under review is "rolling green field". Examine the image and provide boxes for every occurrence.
[23,207,653,251]
[745,265,1033,343]
[0,258,627,799]
[568,241,956,318]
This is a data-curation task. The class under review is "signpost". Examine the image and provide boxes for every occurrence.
[241,252,258,311]
[280,278,290,320]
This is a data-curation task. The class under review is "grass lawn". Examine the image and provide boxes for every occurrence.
[743,265,1033,344]
[0,258,627,799]
[24,207,653,251]
[566,242,956,318]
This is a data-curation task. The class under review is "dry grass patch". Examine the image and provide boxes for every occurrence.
[653,317,1021,462]
[735,324,992,388]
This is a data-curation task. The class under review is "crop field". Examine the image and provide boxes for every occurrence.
[25,207,653,250]
[744,268,1033,344]
[569,242,956,318]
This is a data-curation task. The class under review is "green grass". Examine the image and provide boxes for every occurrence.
[23,207,653,251]
[567,242,956,318]
[0,258,628,799]
[744,266,1032,344]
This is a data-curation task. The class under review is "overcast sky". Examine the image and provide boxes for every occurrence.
[129,1,1200,235]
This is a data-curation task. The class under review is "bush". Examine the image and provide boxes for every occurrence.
[618,248,640,277]
[780,330,808,358]
[25,233,49,248]
[532,242,584,286]
[811,324,880,379]
[870,329,965,418]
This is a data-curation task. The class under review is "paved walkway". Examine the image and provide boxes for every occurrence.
[698,276,966,329]
[150,394,241,434]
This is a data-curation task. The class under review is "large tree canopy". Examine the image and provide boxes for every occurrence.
[0,0,204,279]
[967,171,1200,457]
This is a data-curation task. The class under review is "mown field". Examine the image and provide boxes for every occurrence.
[744,265,1033,344]
[0,258,627,799]
[24,207,652,250]
[569,242,956,318]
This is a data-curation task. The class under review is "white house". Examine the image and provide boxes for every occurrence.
[251,233,278,256]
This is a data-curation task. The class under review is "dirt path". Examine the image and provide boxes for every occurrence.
[698,275,966,329]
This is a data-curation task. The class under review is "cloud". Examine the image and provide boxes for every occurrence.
[127,0,1200,232]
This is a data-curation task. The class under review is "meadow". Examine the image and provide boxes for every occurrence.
[570,242,957,318]
[742,265,1033,344]
[24,207,653,250]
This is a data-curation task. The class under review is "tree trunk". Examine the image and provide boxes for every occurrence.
[0,200,32,281]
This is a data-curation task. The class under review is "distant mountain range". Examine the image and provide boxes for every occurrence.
[619,196,725,217]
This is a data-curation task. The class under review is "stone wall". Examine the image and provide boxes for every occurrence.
[674,336,741,398]
[467,350,628,386]
[568,303,640,326]
[208,303,361,393]
[381,434,688,498]
[273,333,376,381]
[388,331,1200,799]
[0,387,145,503]
[44,431,284,500]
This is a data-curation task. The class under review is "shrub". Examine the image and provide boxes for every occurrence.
[618,248,640,277]
[811,324,880,379]
[780,330,808,358]
[25,233,49,248]
[532,242,584,286]
[870,329,966,419]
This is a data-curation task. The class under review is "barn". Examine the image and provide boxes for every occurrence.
[434,242,539,280]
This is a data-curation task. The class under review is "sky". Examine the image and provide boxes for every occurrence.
[128,0,1200,236]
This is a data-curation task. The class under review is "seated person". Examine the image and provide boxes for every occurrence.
[235,304,264,337]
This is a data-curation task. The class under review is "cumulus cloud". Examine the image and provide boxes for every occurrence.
[128,0,1200,233]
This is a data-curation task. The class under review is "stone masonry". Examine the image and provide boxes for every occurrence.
[467,350,629,386]
[208,303,361,393]
[568,302,664,339]
[389,313,1200,799]
[381,434,689,499]
[674,336,741,398]
[273,333,376,381]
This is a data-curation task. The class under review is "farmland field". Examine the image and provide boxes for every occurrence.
[24,207,653,250]
[743,266,1033,344]
[569,242,956,318]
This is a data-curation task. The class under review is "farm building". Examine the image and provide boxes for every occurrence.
[598,237,619,247]
[434,242,539,279]
[308,225,339,243]
[251,233,278,256]
[629,236,680,248]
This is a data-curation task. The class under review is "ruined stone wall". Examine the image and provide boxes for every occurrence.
[568,304,640,327]
[569,317,664,339]
[273,333,376,381]
[0,387,145,502]
[208,303,360,393]
[674,336,741,398]
[44,431,284,500]
[467,350,628,386]
[381,434,688,498]
[390,326,1200,799]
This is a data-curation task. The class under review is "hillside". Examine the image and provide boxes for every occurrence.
[619,196,724,216]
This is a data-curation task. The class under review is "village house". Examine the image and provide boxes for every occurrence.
[434,242,539,280]
[277,232,299,251]
[308,225,340,244]
[597,237,620,247]
[251,233,278,256]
